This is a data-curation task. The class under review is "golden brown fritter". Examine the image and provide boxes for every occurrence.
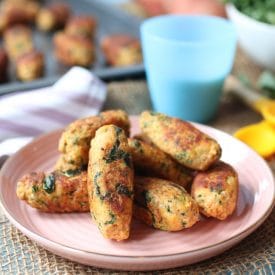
[0,0,40,26]
[36,3,71,32]
[128,138,192,187]
[191,161,238,220]
[88,125,134,241]
[134,177,199,231]
[65,15,97,38]
[101,34,142,67]
[53,31,95,67]
[16,50,44,81]
[3,25,33,61]
[55,110,130,171]
[54,155,84,173]
[0,47,8,83]
[16,170,89,213]
[140,111,221,171]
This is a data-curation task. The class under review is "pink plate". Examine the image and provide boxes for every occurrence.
[0,117,274,271]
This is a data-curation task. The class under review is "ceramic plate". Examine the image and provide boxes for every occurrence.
[0,117,274,271]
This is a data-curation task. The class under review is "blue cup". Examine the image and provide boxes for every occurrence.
[141,15,237,123]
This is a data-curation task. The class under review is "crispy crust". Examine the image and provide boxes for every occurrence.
[16,171,89,213]
[55,110,130,171]
[134,177,199,231]
[191,161,239,220]
[128,138,192,187]
[140,111,222,170]
[88,125,134,241]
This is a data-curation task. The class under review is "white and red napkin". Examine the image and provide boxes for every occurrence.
[0,67,107,142]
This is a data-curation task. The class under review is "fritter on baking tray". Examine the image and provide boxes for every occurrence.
[3,25,33,61]
[36,2,71,32]
[53,31,95,67]
[16,50,44,81]
[0,0,40,28]
[101,34,142,67]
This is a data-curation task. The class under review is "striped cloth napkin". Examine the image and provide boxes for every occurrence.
[0,67,107,142]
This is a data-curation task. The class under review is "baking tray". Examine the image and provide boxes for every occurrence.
[0,0,144,96]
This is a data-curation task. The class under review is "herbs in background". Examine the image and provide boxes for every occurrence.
[238,71,275,99]
[224,0,275,25]
[258,71,275,99]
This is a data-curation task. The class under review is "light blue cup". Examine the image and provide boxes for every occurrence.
[141,15,237,123]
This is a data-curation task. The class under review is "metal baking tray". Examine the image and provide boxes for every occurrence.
[0,0,144,96]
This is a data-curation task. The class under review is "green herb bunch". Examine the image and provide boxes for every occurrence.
[224,0,275,24]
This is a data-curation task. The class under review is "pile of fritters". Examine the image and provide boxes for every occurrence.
[17,110,239,241]
[0,1,142,83]
[0,0,43,82]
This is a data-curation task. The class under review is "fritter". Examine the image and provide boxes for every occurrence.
[16,170,89,213]
[128,138,192,187]
[191,161,238,220]
[88,125,134,241]
[3,25,33,61]
[134,177,199,231]
[16,50,44,81]
[101,34,142,67]
[55,109,130,171]
[36,3,71,32]
[140,111,221,171]
[65,15,97,38]
[0,47,8,83]
[53,31,95,67]
[0,0,39,26]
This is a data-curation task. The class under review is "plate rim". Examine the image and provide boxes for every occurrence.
[0,119,274,260]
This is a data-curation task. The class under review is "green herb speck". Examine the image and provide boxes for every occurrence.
[145,191,152,204]
[43,174,55,194]
[32,186,39,193]
[182,221,187,227]
[72,137,79,145]
[115,126,123,136]
[210,183,223,194]
[176,151,192,164]
[63,169,82,177]
[116,183,133,197]
[104,212,116,225]
[104,139,132,167]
